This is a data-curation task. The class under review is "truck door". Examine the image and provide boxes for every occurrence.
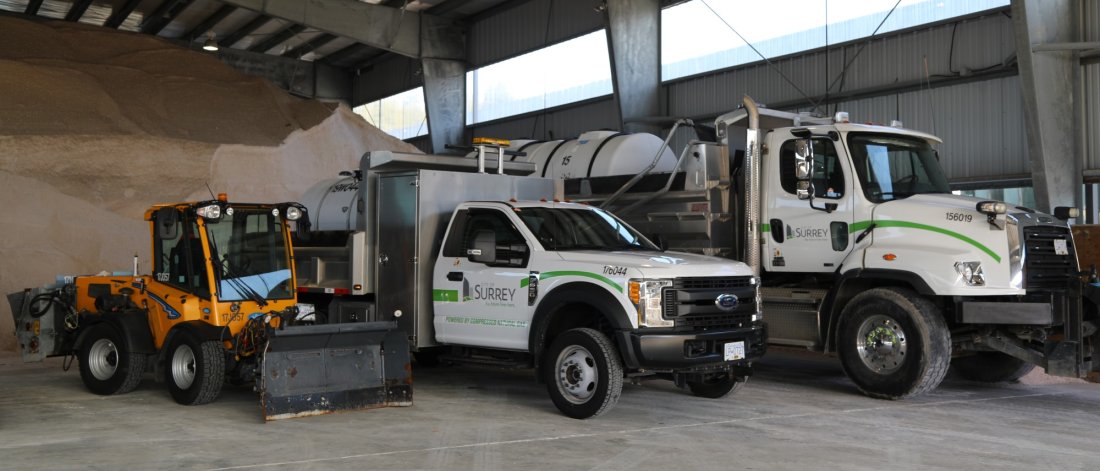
[148,210,209,343]
[432,206,533,350]
[763,131,855,273]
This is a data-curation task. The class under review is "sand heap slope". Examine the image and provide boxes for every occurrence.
[0,16,332,145]
[0,16,421,352]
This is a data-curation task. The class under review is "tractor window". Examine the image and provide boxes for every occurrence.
[780,138,845,199]
[154,212,209,297]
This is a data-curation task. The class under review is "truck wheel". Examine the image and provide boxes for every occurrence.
[687,373,746,399]
[78,323,146,395]
[543,328,623,419]
[165,332,225,405]
[836,287,950,399]
[951,352,1035,383]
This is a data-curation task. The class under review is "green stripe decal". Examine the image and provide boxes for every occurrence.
[760,223,771,233]
[519,271,623,292]
[848,220,1001,263]
[432,289,459,302]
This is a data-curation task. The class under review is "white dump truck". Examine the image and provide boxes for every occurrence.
[488,96,1099,399]
[291,148,766,418]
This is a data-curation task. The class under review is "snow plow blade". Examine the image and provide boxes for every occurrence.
[259,321,412,421]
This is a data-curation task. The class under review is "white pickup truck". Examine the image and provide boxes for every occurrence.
[292,150,766,418]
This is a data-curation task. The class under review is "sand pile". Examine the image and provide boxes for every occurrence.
[0,17,420,352]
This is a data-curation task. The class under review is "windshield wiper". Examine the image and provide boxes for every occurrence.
[220,259,268,307]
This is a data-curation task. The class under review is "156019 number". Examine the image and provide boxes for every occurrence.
[945,212,973,223]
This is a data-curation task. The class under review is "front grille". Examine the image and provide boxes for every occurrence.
[664,276,755,330]
[673,277,754,290]
[1023,226,1076,290]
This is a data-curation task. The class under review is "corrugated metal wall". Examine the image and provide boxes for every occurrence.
[467,98,619,142]
[1084,0,1100,174]
[666,12,1015,116]
[835,76,1027,183]
[664,10,1024,184]
[467,0,605,68]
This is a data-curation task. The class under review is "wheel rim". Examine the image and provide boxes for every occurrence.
[555,345,598,404]
[171,344,197,390]
[855,314,907,374]
[88,338,119,380]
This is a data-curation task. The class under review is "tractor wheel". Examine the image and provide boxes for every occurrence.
[837,287,951,399]
[78,323,146,395]
[543,328,623,419]
[165,331,225,405]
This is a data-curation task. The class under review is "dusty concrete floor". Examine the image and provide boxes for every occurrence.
[1,349,1098,471]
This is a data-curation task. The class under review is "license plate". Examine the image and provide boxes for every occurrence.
[724,341,745,361]
[1054,239,1069,256]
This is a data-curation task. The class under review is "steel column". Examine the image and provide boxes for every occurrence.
[1012,0,1082,212]
[605,0,661,135]
[421,58,466,153]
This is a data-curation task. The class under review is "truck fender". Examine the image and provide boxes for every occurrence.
[820,268,936,352]
[162,321,230,347]
[528,282,633,372]
[74,310,157,355]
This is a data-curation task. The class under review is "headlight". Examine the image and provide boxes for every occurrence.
[628,279,673,328]
[753,277,763,321]
[976,201,1006,215]
[196,204,221,219]
[955,261,985,286]
[286,206,302,221]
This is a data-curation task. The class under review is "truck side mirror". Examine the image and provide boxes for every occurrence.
[793,138,814,201]
[468,230,496,264]
[156,208,179,240]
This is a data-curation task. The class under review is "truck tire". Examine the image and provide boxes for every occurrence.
[836,287,950,399]
[543,328,623,419]
[687,373,746,399]
[165,332,225,405]
[951,352,1035,383]
[78,323,146,395]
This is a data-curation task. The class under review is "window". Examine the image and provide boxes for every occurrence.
[848,133,950,203]
[661,0,1009,81]
[353,87,428,140]
[155,213,209,296]
[515,207,658,251]
[442,208,529,266]
[466,30,613,124]
[780,138,845,199]
[205,209,294,301]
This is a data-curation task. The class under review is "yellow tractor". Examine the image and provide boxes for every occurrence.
[9,196,410,420]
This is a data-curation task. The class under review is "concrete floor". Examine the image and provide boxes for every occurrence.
[1,350,1098,471]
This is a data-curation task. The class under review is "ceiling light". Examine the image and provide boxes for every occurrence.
[203,34,219,52]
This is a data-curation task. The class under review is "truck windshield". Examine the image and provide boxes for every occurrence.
[517,207,660,252]
[205,208,294,302]
[848,133,950,203]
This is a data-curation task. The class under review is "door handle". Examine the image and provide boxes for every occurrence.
[447,272,463,282]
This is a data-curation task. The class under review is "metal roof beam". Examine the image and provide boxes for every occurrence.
[104,0,141,28]
[184,4,237,41]
[321,43,370,64]
[65,0,94,22]
[218,14,271,48]
[283,33,337,59]
[25,0,43,15]
[248,23,306,53]
[141,0,197,36]
[220,0,463,60]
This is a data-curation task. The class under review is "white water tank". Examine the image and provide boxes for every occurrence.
[469,131,677,179]
[299,176,362,231]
